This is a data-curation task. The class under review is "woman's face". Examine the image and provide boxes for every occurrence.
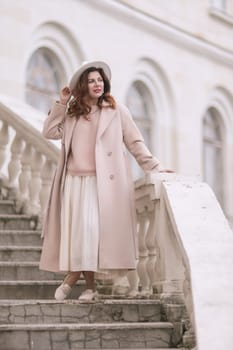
[87,71,104,101]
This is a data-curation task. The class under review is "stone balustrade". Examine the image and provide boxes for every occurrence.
[128,173,189,301]
[0,100,58,223]
[123,173,194,347]
[123,172,233,350]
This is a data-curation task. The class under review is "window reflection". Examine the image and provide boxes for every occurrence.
[203,108,224,206]
[126,82,153,179]
[25,49,63,113]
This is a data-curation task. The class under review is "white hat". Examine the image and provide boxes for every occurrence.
[69,60,111,92]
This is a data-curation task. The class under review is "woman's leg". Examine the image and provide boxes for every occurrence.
[78,271,96,301]
[55,271,81,301]
[64,271,82,287]
[82,271,95,290]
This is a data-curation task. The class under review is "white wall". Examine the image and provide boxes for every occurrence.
[121,0,233,48]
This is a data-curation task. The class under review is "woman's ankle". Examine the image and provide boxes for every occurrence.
[82,271,95,291]
[86,285,95,291]
[64,271,81,287]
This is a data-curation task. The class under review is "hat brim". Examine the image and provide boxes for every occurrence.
[69,60,111,93]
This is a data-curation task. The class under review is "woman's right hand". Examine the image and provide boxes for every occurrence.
[59,86,72,105]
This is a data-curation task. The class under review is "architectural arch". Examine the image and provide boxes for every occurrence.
[126,80,154,148]
[203,86,233,219]
[125,57,177,168]
[203,107,224,206]
[205,86,233,144]
[23,21,86,111]
[126,79,155,179]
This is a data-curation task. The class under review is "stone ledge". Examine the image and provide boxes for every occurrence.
[0,246,41,250]
[0,230,41,234]
[0,280,70,285]
[0,322,173,330]
[0,298,161,305]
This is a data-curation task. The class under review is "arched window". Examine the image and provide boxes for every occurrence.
[203,108,224,206]
[25,49,64,113]
[126,82,152,147]
[126,82,154,179]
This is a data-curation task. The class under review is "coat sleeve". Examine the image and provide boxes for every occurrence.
[119,104,162,172]
[42,102,66,140]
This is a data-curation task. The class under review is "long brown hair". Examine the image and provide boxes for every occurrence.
[67,67,116,118]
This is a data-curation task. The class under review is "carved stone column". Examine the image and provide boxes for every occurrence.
[145,209,158,295]
[182,264,196,348]
[0,122,9,173]
[17,144,33,212]
[137,213,151,296]
[158,194,185,303]
[7,134,24,195]
[28,150,43,216]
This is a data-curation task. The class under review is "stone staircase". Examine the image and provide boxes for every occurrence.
[0,186,184,350]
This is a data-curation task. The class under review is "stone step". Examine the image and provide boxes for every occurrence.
[0,200,15,214]
[0,214,38,230]
[0,230,42,246]
[0,299,161,324]
[0,280,85,299]
[0,262,61,280]
[0,246,41,261]
[0,322,174,350]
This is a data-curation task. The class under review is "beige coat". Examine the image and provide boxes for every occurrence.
[39,102,160,272]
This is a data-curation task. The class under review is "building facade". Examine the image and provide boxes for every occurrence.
[0,0,233,221]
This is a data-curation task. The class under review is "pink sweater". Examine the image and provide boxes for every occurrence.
[67,110,100,176]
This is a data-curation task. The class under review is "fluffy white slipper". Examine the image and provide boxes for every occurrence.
[54,283,72,301]
[78,289,97,302]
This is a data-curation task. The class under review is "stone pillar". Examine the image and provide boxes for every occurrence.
[17,143,33,212]
[7,134,24,196]
[28,149,44,215]
[0,122,9,173]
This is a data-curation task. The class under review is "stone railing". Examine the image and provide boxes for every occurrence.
[122,173,233,350]
[127,173,189,299]
[0,99,58,221]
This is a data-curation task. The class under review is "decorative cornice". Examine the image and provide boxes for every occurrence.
[87,0,233,68]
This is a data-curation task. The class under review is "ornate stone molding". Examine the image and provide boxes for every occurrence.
[87,0,233,67]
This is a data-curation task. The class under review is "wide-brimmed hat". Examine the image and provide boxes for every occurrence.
[69,60,111,93]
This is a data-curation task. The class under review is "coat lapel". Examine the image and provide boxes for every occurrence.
[64,117,77,159]
[97,104,117,140]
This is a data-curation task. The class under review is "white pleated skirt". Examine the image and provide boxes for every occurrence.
[60,174,99,272]
[59,174,128,279]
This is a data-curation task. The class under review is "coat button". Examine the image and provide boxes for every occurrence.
[109,174,114,180]
[107,151,112,156]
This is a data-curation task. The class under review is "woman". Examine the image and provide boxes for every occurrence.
[39,60,172,301]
